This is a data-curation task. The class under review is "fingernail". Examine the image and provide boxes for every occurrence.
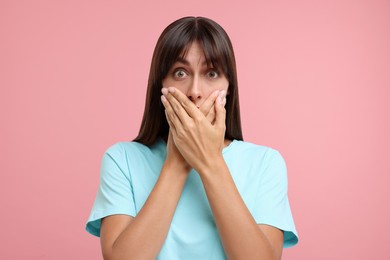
[161,95,167,102]
[217,95,223,105]
[168,87,175,93]
[214,90,220,97]
[219,96,224,106]
[219,90,226,99]
[161,88,168,95]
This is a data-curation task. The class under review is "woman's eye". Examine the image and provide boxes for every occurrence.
[174,70,188,78]
[207,70,219,79]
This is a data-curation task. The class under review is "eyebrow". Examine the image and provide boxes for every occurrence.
[174,57,209,66]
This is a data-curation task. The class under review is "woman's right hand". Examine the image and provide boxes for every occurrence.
[165,130,192,174]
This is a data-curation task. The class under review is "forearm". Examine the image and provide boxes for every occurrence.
[199,159,276,260]
[108,164,188,260]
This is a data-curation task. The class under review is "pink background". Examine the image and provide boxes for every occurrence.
[1,0,389,259]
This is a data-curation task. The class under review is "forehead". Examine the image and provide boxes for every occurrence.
[176,41,215,67]
[179,41,204,59]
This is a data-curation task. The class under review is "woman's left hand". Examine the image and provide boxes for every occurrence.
[161,87,227,173]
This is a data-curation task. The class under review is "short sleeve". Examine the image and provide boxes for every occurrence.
[85,143,136,237]
[253,149,299,248]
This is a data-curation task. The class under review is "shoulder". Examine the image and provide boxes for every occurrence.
[103,140,158,158]
[230,141,290,196]
[101,139,165,171]
[229,140,285,164]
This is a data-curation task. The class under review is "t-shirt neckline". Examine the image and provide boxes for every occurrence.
[156,137,236,154]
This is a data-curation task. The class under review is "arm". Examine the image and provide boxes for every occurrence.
[100,152,188,260]
[161,87,284,259]
[100,91,221,260]
[100,132,189,260]
[198,158,284,260]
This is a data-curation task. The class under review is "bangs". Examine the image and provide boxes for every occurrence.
[160,18,231,78]
[177,38,227,74]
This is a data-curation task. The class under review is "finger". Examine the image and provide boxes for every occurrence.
[166,87,203,121]
[206,96,226,125]
[199,90,219,118]
[215,90,227,129]
[162,88,192,125]
[206,104,216,124]
[165,109,176,131]
[161,94,181,133]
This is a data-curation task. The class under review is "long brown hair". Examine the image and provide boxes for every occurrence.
[133,16,243,145]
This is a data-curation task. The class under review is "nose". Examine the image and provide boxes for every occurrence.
[187,76,202,106]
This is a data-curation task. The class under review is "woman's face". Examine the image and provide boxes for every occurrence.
[162,41,229,108]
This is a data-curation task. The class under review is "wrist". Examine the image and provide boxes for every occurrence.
[197,155,226,178]
[163,160,191,177]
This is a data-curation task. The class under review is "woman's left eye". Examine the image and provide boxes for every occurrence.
[207,70,219,79]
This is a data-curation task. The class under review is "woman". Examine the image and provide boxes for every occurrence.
[86,16,298,259]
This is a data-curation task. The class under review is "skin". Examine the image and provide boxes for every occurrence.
[162,41,229,123]
[100,41,284,260]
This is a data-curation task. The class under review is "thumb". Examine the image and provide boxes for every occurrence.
[215,92,227,129]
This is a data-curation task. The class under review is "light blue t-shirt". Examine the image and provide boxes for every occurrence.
[86,138,299,259]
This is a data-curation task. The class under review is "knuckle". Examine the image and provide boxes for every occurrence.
[199,107,207,115]
[166,106,173,113]
[177,129,186,139]
[169,113,176,121]
[187,121,195,129]
[182,124,189,132]
[173,103,180,111]
[194,116,203,124]
[182,99,190,107]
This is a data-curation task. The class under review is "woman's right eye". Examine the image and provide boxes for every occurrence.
[173,69,188,78]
